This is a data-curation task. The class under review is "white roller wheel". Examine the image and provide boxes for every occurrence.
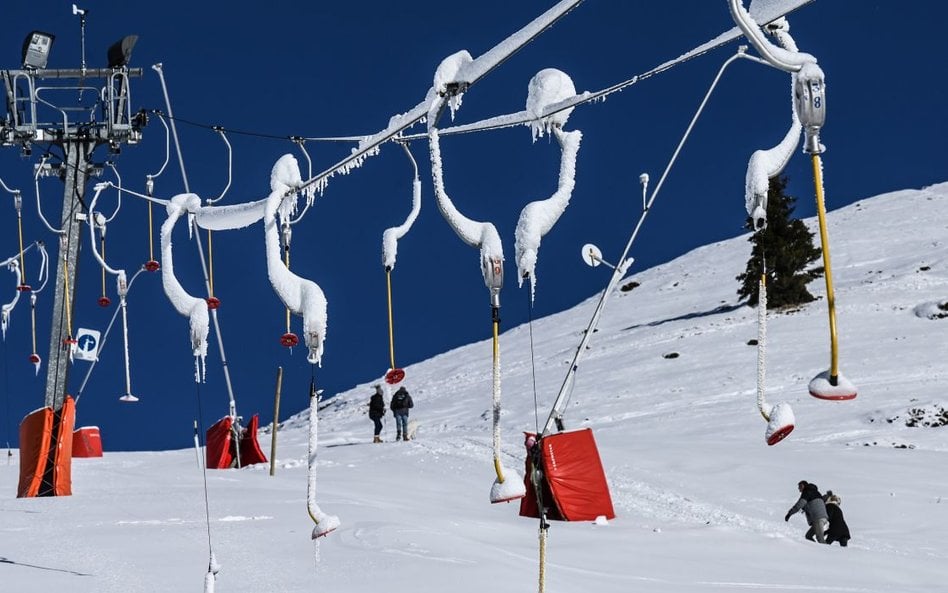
[581,243,603,267]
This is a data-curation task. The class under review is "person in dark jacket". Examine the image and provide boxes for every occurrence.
[368,385,386,443]
[389,386,414,441]
[785,480,829,543]
[823,491,851,546]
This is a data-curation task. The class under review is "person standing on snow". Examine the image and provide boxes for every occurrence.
[823,491,851,547]
[785,480,829,543]
[390,385,414,441]
[368,384,386,443]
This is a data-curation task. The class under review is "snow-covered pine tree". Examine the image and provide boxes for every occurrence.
[737,175,823,309]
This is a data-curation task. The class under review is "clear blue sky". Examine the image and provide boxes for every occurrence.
[1,1,944,451]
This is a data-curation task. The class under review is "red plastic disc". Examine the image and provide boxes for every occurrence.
[144,260,160,272]
[17,284,31,292]
[384,368,406,385]
[98,296,111,307]
[206,296,221,310]
[766,424,794,446]
[28,353,41,364]
[280,332,299,347]
[809,390,857,401]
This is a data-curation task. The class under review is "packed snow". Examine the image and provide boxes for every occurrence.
[2,181,946,592]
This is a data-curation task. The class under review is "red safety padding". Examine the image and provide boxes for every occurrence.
[73,426,104,458]
[238,414,268,467]
[519,428,615,521]
[206,416,235,469]
[17,407,54,498]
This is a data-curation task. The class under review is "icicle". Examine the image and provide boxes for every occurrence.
[32,355,41,376]
[431,50,473,124]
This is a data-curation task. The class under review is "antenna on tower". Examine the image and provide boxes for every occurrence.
[72,4,89,104]
[72,4,88,73]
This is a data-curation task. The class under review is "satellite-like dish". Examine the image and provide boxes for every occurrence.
[581,243,603,267]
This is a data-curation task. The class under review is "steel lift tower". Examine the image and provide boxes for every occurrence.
[1,11,144,496]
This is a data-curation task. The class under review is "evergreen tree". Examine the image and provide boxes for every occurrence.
[736,175,823,309]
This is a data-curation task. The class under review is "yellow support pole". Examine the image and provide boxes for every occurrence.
[16,210,27,284]
[492,314,505,483]
[147,201,155,262]
[62,247,74,339]
[811,153,839,381]
[284,243,291,333]
[269,366,283,477]
[207,229,215,298]
[101,234,107,298]
[386,268,396,371]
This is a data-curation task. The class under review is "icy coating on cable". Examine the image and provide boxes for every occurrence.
[743,18,803,227]
[160,193,210,381]
[515,69,582,300]
[381,153,421,271]
[427,128,505,290]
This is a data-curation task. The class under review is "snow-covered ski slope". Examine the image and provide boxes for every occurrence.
[1,182,945,592]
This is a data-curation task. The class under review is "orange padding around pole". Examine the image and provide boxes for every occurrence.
[17,407,53,497]
[18,396,76,497]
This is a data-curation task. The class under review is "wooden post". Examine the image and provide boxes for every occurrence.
[269,367,283,476]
